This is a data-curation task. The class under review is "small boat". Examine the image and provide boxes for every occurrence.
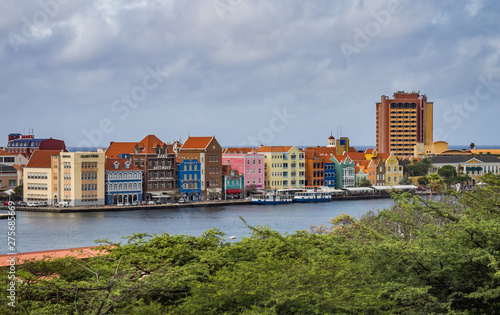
[251,194,293,205]
[293,190,332,203]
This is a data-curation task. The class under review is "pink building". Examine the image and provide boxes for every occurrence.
[222,148,265,192]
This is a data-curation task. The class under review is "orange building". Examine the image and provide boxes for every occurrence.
[376,91,433,157]
[304,150,325,186]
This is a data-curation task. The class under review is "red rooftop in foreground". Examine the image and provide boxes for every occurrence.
[0,246,110,267]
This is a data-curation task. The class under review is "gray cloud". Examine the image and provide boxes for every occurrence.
[1,0,499,149]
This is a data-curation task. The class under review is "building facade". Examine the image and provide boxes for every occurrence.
[331,155,355,188]
[385,152,404,185]
[304,150,325,186]
[222,165,244,199]
[177,159,202,201]
[178,136,223,200]
[53,152,106,206]
[252,146,306,190]
[105,158,143,205]
[22,150,60,205]
[23,151,105,206]
[428,156,500,185]
[376,91,433,157]
[0,164,19,191]
[323,157,336,188]
[106,135,177,202]
[368,158,386,186]
[222,148,265,192]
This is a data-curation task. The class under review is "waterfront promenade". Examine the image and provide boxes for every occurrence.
[0,194,395,213]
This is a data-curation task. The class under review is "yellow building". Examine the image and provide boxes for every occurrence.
[53,152,106,206]
[23,150,60,205]
[252,146,305,189]
[385,152,404,185]
[23,151,106,206]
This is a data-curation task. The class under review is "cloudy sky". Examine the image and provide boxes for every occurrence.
[1,0,499,149]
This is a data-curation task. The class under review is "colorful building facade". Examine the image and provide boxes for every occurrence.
[106,135,177,202]
[385,152,403,185]
[105,158,143,205]
[177,159,202,201]
[222,148,265,192]
[222,165,244,199]
[331,155,355,188]
[178,136,223,200]
[252,146,306,190]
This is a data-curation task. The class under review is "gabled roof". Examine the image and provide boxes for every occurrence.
[106,142,137,158]
[365,148,376,154]
[106,135,172,157]
[252,146,294,153]
[105,158,141,172]
[26,150,61,168]
[138,135,167,154]
[332,154,353,164]
[222,165,240,176]
[223,147,254,154]
[181,136,215,150]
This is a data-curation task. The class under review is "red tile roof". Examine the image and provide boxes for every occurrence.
[105,142,137,158]
[365,148,375,154]
[138,135,167,154]
[106,135,172,157]
[345,152,367,161]
[181,136,214,150]
[26,150,61,168]
[252,146,293,153]
[0,149,11,155]
[105,158,141,171]
[305,147,337,157]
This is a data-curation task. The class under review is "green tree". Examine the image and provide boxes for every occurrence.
[358,178,372,187]
[417,176,428,186]
[398,176,412,185]
[437,165,458,184]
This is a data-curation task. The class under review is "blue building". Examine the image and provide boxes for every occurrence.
[177,159,201,201]
[324,158,336,188]
[105,158,143,205]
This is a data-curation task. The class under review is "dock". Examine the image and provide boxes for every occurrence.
[0,199,252,213]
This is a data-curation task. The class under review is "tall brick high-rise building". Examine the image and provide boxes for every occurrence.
[376,91,433,157]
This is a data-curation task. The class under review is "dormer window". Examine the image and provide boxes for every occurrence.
[125,161,130,169]
[114,161,119,170]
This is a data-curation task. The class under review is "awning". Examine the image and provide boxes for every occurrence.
[226,189,242,194]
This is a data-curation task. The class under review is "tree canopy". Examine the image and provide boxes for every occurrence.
[3,174,500,314]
